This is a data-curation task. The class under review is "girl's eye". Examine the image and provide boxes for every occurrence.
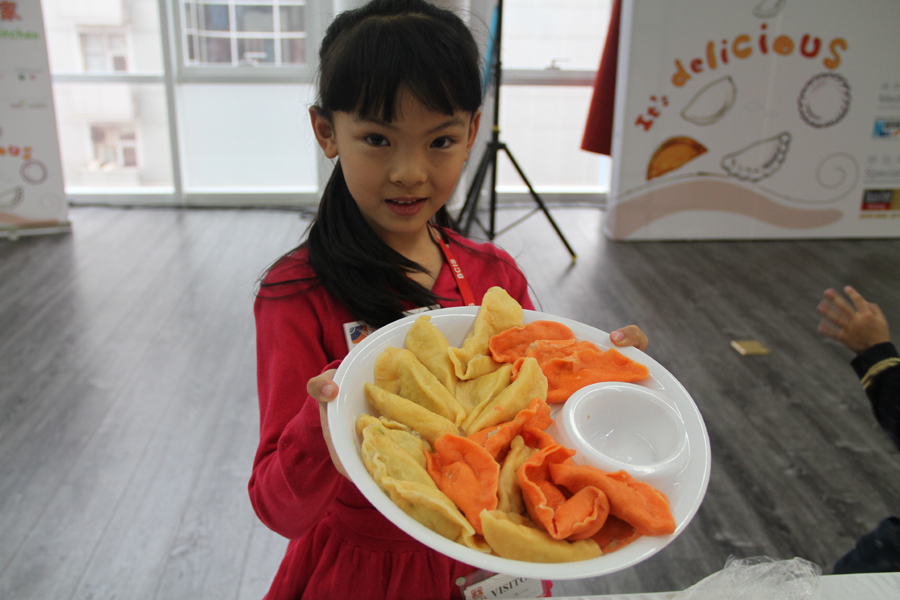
[431,136,454,149]
[365,134,389,147]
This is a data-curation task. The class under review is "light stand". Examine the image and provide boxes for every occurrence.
[454,0,577,261]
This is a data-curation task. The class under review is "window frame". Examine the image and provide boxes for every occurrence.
[172,0,323,84]
[78,27,131,74]
[89,123,140,169]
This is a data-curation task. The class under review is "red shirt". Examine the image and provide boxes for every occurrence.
[250,229,534,600]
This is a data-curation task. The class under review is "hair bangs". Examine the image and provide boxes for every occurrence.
[319,14,482,122]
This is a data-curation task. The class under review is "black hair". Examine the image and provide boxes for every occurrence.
[261,0,484,329]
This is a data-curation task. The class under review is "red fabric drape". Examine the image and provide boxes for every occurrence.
[581,0,622,156]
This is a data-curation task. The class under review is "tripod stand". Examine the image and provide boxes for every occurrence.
[454,0,577,261]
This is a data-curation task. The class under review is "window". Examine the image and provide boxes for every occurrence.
[41,0,606,205]
[494,0,614,196]
[502,0,612,71]
[90,125,138,169]
[181,1,308,67]
[80,31,129,73]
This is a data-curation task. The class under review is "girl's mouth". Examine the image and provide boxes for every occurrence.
[386,197,427,215]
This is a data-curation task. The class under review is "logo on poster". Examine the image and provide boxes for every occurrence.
[873,119,900,138]
[0,0,39,40]
[0,1,21,21]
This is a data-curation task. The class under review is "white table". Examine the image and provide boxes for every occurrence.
[548,573,899,600]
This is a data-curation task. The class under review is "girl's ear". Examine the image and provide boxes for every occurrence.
[310,107,339,159]
[465,110,482,155]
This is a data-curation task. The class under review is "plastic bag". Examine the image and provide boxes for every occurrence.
[676,556,822,600]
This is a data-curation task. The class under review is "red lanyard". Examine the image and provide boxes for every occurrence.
[430,225,476,306]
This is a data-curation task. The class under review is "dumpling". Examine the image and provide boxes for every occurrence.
[425,434,499,535]
[519,445,610,541]
[466,396,552,462]
[406,315,459,395]
[721,132,791,182]
[680,76,737,126]
[455,364,512,415]
[798,72,850,129]
[356,414,431,468]
[462,357,548,435]
[497,435,538,515]
[448,287,523,380]
[364,383,459,444]
[358,414,436,489]
[488,320,576,364]
[358,415,490,553]
[480,510,603,563]
[646,136,708,180]
[381,478,491,553]
[374,347,466,425]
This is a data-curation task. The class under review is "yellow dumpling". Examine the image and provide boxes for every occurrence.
[357,415,490,554]
[480,510,602,563]
[406,315,459,396]
[455,364,512,415]
[359,415,435,489]
[497,435,538,515]
[374,347,467,426]
[364,383,459,445]
[448,287,523,380]
[382,478,491,553]
[356,414,432,469]
[462,358,548,434]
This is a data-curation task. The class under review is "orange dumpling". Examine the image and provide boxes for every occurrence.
[518,445,610,541]
[425,434,499,535]
[489,321,576,364]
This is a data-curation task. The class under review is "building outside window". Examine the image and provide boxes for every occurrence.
[181,1,308,67]
[90,125,138,169]
[80,31,129,73]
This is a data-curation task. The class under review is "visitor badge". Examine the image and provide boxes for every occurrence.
[457,570,552,599]
[342,305,439,351]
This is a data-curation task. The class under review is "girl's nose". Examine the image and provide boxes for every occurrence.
[390,151,428,188]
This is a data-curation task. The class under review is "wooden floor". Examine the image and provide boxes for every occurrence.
[1,205,898,599]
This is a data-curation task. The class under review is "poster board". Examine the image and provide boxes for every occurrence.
[0,0,69,237]
[606,0,900,240]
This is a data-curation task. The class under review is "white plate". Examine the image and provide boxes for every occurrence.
[329,307,711,580]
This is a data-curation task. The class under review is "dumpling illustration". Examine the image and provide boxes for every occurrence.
[646,136,708,180]
[0,186,24,210]
[721,132,791,182]
[20,160,49,185]
[681,76,737,126]
[798,72,851,128]
[753,0,787,18]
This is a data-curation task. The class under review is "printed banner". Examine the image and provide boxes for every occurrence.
[607,0,900,240]
[0,0,69,236]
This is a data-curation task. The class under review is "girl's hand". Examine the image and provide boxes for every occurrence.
[817,286,890,354]
[308,369,348,479]
[609,325,649,352]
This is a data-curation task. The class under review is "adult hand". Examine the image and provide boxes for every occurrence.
[610,325,649,352]
[817,286,890,354]
[308,369,348,478]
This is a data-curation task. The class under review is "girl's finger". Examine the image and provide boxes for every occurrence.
[610,325,649,351]
[816,299,844,326]
[843,286,871,314]
[307,370,339,402]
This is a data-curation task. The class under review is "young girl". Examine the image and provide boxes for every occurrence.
[249,1,648,598]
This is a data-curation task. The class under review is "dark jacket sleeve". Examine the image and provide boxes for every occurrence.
[851,342,900,451]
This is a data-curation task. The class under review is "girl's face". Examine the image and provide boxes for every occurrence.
[312,90,480,248]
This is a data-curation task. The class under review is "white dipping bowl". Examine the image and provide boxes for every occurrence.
[545,383,689,485]
[330,307,710,580]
